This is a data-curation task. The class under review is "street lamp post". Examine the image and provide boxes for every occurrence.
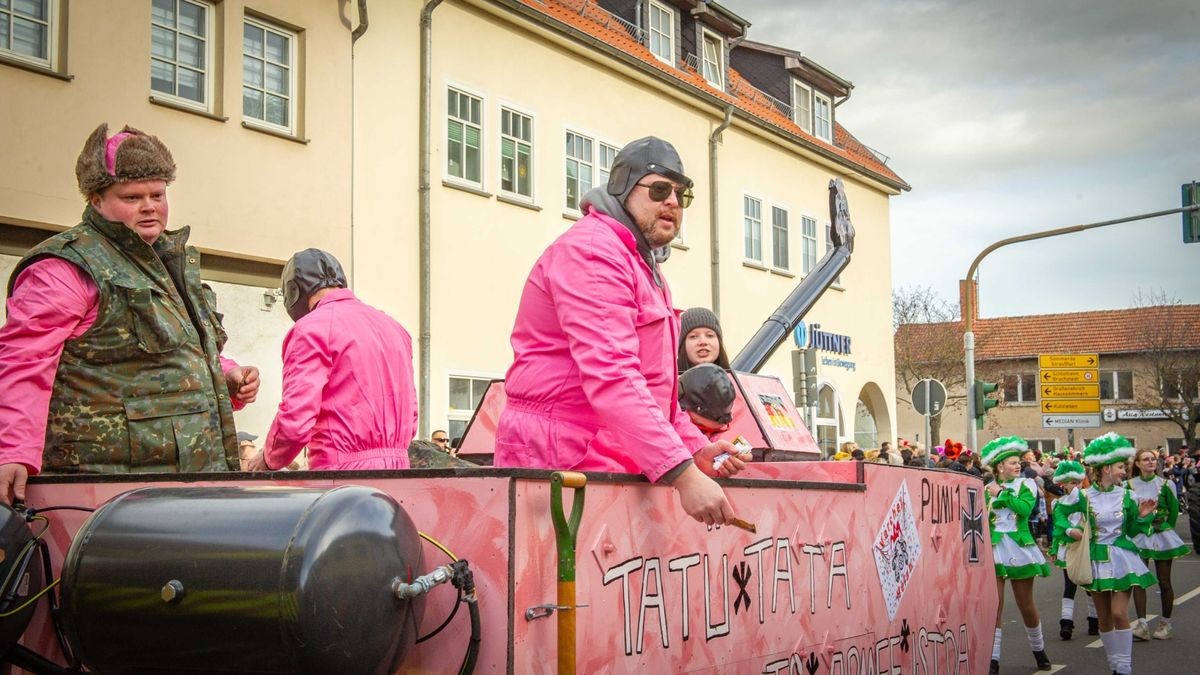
[961,203,1199,451]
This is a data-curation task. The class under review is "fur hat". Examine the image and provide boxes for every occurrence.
[677,307,730,370]
[980,435,1028,468]
[1083,432,1135,467]
[76,123,176,198]
[1052,460,1086,484]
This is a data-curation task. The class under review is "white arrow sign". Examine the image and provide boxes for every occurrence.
[1042,414,1101,429]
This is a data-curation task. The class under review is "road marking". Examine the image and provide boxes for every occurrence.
[1085,582,1200,648]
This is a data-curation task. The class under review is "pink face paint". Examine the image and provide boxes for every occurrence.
[104,132,134,176]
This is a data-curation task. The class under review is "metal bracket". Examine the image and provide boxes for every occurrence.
[524,603,589,621]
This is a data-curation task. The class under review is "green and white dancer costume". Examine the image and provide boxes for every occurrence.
[1125,474,1189,560]
[983,438,1051,580]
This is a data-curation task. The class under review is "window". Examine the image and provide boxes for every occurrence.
[1,0,52,67]
[700,29,724,88]
[1163,368,1199,401]
[151,0,213,109]
[815,383,842,458]
[597,142,618,191]
[801,216,818,274]
[854,398,877,450]
[743,195,762,262]
[1027,439,1057,455]
[243,17,296,133]
[647,0,674,65]
[448,375,493,443]
[813,92,833,142]
[1002,373,1038,403]
[771,206,789,270]
[1098,370,1133,401]
[500,108,533,199]
[792,80,812,134]
[564,131,594,212]
[447,88,483,186]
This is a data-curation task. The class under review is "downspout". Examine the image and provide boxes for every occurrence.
[418,0,446,440]
[707,105,734,317]
[349,0,368,286]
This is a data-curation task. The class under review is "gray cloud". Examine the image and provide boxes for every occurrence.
[722,0,1200,315]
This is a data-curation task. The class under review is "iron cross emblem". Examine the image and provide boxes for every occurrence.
[961,487,985,563]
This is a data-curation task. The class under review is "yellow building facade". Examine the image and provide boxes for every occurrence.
[1,0,907,454]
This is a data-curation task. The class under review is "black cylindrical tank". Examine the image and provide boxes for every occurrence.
[60,486,425,675]
[0,503,42,658]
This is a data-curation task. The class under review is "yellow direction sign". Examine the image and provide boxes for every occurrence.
[1039,369,1098,384]
[1041,399,1101,414]
[1041,383,1100,399]
[1039,354,1099,369]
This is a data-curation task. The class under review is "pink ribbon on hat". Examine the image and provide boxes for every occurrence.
[104,131,134,176]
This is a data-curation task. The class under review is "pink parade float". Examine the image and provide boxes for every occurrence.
[0,181,996,674]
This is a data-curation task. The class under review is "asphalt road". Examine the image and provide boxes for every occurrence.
[995,519,1200,673]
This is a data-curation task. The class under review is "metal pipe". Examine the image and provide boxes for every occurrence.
[351,0,369,43]
[707,106,734,316]
[959,203,1198,447]
[418,0,446,441]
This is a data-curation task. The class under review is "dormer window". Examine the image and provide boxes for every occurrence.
[700,28,724,89]
[647,0,675,65]
[791,80,812,134]
[813,92,832,142]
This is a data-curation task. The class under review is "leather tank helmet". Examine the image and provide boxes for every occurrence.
[282,248,347,322]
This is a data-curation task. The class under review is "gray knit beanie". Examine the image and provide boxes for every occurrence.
[677,307,730,370]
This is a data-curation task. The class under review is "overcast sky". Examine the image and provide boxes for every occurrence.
[723,0,1200,318]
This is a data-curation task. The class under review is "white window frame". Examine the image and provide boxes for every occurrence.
[699,27,724,89]
[499,105,534,201]
[813,91,833,142]
[647,0,675,66]
[800,215,818,275]
[596,140,619,191]
[1002,372,1038,404]
[771,204,789,271]
[446,85,485,188]
[242,15,298,134]
[743,194,763,263]
[1098,369,1134,401]
[151,0,215,112]
[1,0,55,69]
[815,382,843,458]
[447,372,500,444]
[791,79,812,134]
[564,129,596,214]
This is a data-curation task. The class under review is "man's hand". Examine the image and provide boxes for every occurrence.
[225,366,260,404]
[673,464,734,526]
[694,440,750,478]
[245,451,273,472]
[0,463,29,506]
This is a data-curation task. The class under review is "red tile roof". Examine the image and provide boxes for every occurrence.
[512,0,909,191]
[896,305,1200,362]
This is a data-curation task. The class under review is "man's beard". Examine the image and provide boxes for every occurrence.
[638,214,678,248]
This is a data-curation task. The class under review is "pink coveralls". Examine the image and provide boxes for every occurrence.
[0,259,243,473]
[263,289,417,471]
[495,208,709,482]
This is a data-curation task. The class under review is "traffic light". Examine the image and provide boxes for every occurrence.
[973,379,1000,430]
[1184,182,1200,244]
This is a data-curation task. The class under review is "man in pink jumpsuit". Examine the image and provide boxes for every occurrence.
[0,123,260,505]
[495,137,746,525]
[245,249,417,471]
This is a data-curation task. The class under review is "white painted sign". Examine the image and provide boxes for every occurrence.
[1115,408,1186,420]
[1042,414,1101,428]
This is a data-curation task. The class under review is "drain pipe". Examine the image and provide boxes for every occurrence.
[349,0,368,286]
[707,105,734,317]
[418,0,445,440]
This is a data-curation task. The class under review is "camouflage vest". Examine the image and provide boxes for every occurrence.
[9,207,239,473]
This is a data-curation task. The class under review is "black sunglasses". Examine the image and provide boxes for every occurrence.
[636,181,693,208]
[433,437,449,443]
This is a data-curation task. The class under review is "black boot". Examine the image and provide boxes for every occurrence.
[1059,618,1074,640]
[1033,650,1051,670]
[989,659,999,675]
[1087,616,1100,636]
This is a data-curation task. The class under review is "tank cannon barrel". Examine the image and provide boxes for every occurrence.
[731,178,856,373]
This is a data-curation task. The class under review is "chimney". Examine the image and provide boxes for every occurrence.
[959,279,978,322]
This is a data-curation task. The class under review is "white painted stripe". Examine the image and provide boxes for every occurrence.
[1086,583,1200,648]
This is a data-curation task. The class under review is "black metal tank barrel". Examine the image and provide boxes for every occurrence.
[59,486,425,675]
[731,178,856,373]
